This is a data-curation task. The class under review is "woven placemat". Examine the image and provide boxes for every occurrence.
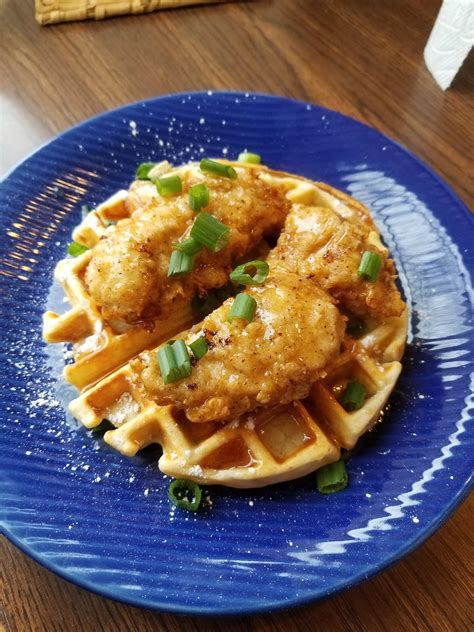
[35,0,228,25]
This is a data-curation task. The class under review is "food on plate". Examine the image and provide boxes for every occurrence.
[135,270,345,423]
[43,156,407,496]
[267,203,405,319]
[85,162,290,324]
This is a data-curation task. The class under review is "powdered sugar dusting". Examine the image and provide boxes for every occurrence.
[103,392,140,426]
[188,464,204,477]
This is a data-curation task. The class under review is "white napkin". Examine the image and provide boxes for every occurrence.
[424,0,474,90]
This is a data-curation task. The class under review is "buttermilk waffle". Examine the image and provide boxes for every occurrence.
[43,161,377,389]
[44,160,407,487]
[69,307,406,488]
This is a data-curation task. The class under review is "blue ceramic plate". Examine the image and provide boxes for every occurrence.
[1,92,472,616]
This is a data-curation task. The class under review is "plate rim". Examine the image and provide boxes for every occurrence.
[0,90,473,616]
[2,476,472,616]
[1,90,473,230]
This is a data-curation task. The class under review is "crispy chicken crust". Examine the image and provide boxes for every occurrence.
[133,271,345,423]
[85,166,290,324]
[267,203,404,320]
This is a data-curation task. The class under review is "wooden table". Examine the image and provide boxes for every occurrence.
[1,1,472,630]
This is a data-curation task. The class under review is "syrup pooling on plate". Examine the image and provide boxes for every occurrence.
[43,158,407,490]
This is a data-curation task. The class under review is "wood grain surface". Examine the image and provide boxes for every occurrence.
[0,0,472,630]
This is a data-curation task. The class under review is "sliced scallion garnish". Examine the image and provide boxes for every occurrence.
[190,212,230,252]
[189,336,209,360]
[173,237,203,257]
[358,251,382,282]
[189,183,209,212]
[155,174,183,197]
[316,459,348,494]
[135,162,157,180]
[200,158,237,180]
[67,241,89,257]
[157,340,192,384]
[341,381,366,411]
[228,293,257,323]
[171,340,192,379]
[238,152,261,164]
[157,344,179,385]
[168,479,202,512]
[168,250,195,277]
[230,260,269,286]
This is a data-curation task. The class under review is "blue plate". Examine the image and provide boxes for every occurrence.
[0,92,472,616]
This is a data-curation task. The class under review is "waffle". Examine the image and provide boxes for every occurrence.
[43,162,188,389]
[44,161,407,487]
[43,161,375,390]
[68,308,406,487]
[43,249,195,389]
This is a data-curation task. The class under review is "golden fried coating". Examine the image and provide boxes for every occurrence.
[85,165,290,324]
[126,179,158,215]
[134,271,345,423]
[267,204,404,320]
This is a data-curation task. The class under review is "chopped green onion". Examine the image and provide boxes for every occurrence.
[168,479,202,512]
[346,315,366,338]
[230,260,269,286]
[135,162,157,180]
[200,158,237,180]
[91,419,115,436]
[156,174,183,197]
[173,237,203,257]
[157,340,192,383]
[316,459,348,494]
[238,152,261,164]
[157,344,179,384]
[228,293,257,322]
[67,241,89,257]
[189,183,210,212]
[358,251,382,282]
[171,340,192,379]
[189,336,209,360]
[341,381,366,411]
[190,212,230,252]
[168,250,195,277]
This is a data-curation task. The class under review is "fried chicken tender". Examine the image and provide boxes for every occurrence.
[134,271,345,423]
[267,203,404,320]
[85,165,289,324]
[126,179,158,215]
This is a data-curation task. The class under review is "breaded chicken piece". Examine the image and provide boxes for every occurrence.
[85,165,290,324]
[133,271,345,423]
[267,204,404,320]
[126,179,158,215]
